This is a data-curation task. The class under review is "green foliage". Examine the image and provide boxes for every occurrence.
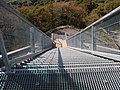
[30,0,38,3]
[104,1,120,14]
[5,0,119,32]
[75,0,83,4]
[17,2,86,32]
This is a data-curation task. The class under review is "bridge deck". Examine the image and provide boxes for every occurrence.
[0,48,120,90]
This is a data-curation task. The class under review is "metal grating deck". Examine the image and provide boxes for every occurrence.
[0,48,120,90]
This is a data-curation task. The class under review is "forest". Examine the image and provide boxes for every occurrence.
[5,0,120,32]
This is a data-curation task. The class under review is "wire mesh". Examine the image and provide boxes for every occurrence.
[0,0,52,64]
[81,28,92,50]
[95,11,120,54]
[67,7,120,54]
[0,48,120,90]
[34,30,52,52]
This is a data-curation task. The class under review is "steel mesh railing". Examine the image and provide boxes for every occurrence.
[67,6,120,54]
[0,0,53,69]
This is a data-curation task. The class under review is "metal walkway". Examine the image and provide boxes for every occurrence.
[0,1,120,90]
[0,48,120,90]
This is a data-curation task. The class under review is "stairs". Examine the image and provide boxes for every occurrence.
[0,48,120,90]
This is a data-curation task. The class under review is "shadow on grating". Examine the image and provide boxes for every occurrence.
[0,48,120,90]
[58,48,82,90]
[0,48,81,90]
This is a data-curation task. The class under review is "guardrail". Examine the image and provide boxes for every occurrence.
[67,6,120,55]
[0,0,53,72]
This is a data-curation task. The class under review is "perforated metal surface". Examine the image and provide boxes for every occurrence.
[0,48,120,90]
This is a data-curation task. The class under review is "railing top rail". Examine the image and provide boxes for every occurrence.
[67,6,120,40]
[0,0,51,39]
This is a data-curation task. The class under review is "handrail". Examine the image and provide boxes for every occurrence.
[67,6,120,55]
[0,0,53,71]
[0,0,51,39]
[67,6,120,40]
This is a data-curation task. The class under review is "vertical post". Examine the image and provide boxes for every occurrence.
[119,34,120,47]
[71,38,73,47]
[70,39,72,46]
[30,27,35,53]
[76,36,78,48]
[65,32,67,40]
[70,39,71,46]
[72,37,74,47]
[43,35,45,49]
[118,21,120,46]
[80,33,83,49]
[91,26,96,50]
[74,37,76,47]
[0,30,11,72]
[74,36,77,47]
[72,38,74,47]
[51,33,54,40]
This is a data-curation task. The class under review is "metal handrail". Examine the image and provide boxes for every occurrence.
[0,0,53,72]
[0,0,51,40]
[67,6,120,57]
[67,6,120,40]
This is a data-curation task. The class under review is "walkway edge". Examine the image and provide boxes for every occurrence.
[68,46,120,62]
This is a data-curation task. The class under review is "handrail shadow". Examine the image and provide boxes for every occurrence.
[58,48,80,89]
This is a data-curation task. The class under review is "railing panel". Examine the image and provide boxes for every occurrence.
[0,4,31,60]
[76,34,80,48]
[67,6,120,54]
[0,0,53,67]
[81,27,92,50]
[34,29,52,52]
[95,13,120,54]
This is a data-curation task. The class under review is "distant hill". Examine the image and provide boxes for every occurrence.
[4,0,120,33]
[4,0,52,7]
[46,25,80,37]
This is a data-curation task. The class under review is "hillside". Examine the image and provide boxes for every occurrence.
[4,0,120,33]
[5,0,51,6]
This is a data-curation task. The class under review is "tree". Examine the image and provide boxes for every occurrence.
[104,1,120,14]
[17,2,86,32]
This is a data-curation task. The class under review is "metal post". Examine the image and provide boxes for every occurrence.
[70,39,72,46]
[65,32,67,40]
[74,37,76,47]
[77,35,79,48]
[51,33,54,40]
[42,34,44,50]
[30,27,35,53]
[80,33,83,49]
[73,37,74,47]
[0,30,11,72]
[75,36,77,47]
[71,38,73,47]
[70,40,72,46]
[119,22,120,47]
[91,26,96,50]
